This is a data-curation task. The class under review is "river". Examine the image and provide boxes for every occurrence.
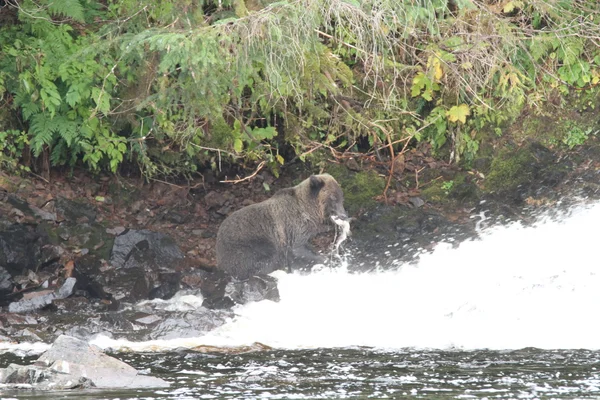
[1,200,600,399]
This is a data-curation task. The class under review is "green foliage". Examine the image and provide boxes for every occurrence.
[0,130,30,173]
[562,125,593,150]
[441,180,454,195]
[1,0,600,177]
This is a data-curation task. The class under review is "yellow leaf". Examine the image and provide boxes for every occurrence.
[233,138,243,153]
[427,56,443,81]
[503,1,515,13]
[591,69,600,85]
[446,104,471,124]
[461,62,473,70]
[276,154,284,165]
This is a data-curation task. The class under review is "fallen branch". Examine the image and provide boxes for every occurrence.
[370,122,395,203]
[221,161,266,184]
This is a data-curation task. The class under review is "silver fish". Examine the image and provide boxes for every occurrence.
[330,215,351,258]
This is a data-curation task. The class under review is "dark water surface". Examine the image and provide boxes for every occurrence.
[2,348,599,399]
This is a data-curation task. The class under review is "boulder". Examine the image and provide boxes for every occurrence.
[8,277,77,313]
[0,335,169,390]
[0,363,94,390]
[200,269,280,309]
[104,230,184,302]
[55,197,97,222]
[0,224,41,276]
[109,229,184,270]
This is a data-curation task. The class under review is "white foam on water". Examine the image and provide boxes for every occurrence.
[0,341,50,356]
[92,200,600,352]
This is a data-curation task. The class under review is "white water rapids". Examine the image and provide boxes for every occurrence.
[88,199,600,352]
[5,200,600,356]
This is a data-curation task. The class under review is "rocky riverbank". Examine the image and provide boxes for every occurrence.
[1,137,600,350]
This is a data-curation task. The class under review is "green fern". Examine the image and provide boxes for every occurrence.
[48,0,85,23]
[29,113,55,156]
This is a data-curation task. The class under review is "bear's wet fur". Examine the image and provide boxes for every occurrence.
[215,174,347,281]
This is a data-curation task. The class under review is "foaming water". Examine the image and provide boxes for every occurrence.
[93,200,600,352]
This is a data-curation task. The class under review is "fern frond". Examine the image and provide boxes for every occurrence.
[29,113,55,156]
[50,140,67,166]
[48,0,85,23]
[22,102,41,121]
[54,116,80,147]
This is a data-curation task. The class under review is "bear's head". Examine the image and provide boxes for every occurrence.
[309,174,347,222]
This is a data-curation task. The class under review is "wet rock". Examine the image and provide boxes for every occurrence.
[225,275,280,305]
[0,335,169,390]
[0,266,14,298]
[57,277,77,298]
[0,224,41,276]
[148,273,180,300]
[55,197,97,222]
[8,293,55,313]
[136,314,161,325]
[39,244,64,266]
[200,269,235,309]
[98,230,184,303]
[110,229,184,270]
[0,363,94,389]
[148,309,232,340]
[13,328,43,342]
[200,269,279,309]
[8,278,77,313]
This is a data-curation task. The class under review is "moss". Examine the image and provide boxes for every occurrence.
[420,179,447,203]
[326,165,386,215]
[420,172,479,205]
[484,146,536,193]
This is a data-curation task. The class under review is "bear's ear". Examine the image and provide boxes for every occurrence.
[309,175,325,196]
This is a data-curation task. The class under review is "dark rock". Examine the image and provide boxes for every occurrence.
[110,229,184,270]
[200,269,235,309]
[200,269,279,309]
[204,191,228,209]
[0,266,14,298]
[163,211,186,224]
[345,157,361,171]
[148,273,180,300]
[0,224,41,276]
[96,230,185,302]
[40,245,64,266]
[28,204,57,221]
[6,194,35,217]
[408,197,425,208]
[225,275,280,305]
[57,223,111,256]
[148,309,232,340]
[55,197,97,222]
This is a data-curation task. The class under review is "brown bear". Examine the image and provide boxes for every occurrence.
[215,174,348,280]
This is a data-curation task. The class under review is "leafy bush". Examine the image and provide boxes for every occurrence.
[1,0,600,177]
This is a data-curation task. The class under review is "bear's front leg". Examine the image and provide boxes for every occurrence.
[290,244,327,272]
